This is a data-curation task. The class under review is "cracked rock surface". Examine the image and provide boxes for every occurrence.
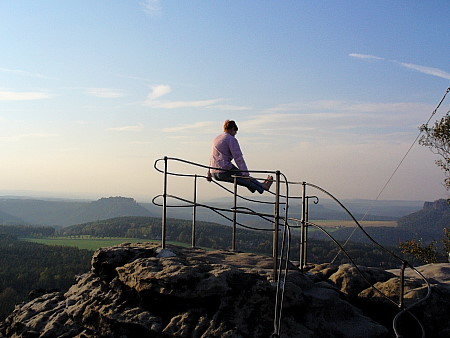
[2,243,447,337]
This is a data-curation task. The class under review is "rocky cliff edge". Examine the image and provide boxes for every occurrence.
[1,242,449,337]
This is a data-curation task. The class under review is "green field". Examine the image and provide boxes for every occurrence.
[23,237,158,251]
[311,220,397,228]
[22,237,200,251]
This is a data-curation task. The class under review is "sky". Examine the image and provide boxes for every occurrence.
[0,0,449,203]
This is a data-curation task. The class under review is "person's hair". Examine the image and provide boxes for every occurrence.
[223,120,238,132]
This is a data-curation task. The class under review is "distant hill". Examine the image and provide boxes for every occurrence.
[310,199,450,247]
[0,209,24,225]
[58,215,402,268]
[60,216,163,238]
[0,194,430,233]
[0,197,153,227]
[397,199,450,239]
[0,224,55,238]
[141,197,414,229]
[72,197,153,225]
[319,199,424,218]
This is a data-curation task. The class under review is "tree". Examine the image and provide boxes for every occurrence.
[444,228,450,261]
[419,114,450,192]
[400,227,450,264]
[400,109,450,264]
[400,239,438,264]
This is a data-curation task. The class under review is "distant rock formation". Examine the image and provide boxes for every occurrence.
[423,199,449,211]
[1,243,449,337]
[397,199,450,235]
[0,196,154,227]
[311,199,450,246]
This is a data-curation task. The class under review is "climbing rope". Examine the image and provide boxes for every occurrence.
[332,86,450,264]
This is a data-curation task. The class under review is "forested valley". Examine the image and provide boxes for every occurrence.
[0,231,91,320]
[0,212,427,321]
[60,216,403,268]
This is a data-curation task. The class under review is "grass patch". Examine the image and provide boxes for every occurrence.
[22,237,156,251]
[22,237,207,251]
[310,220,397,228]
[290,220,397,234]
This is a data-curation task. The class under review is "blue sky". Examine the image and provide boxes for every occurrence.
[0,0,449,202]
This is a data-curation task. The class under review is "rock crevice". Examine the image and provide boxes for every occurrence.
[1,242,449,337]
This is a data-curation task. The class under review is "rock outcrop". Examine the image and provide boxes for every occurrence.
[1,243,449,337]
[308,262,450,337]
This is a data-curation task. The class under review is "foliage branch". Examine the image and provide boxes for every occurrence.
[400,227,450,264]
[419,114,450,192]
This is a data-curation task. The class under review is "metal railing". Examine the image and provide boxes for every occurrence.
[153,156,431,338]
[153,156,292,281]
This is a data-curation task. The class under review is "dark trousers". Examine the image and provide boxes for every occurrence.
[212,165,266,194]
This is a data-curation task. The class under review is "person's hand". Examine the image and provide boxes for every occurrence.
[206,172,212,182]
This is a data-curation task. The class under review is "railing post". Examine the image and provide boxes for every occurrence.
[232,176,238,251]
[273,170,281,281]
[300,182,307,271]
[192,174,197,248]
[162,156,168,249]
[399,260,407,309]
[304,196,310,268]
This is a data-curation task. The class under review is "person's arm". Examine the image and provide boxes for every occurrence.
[229,137,249,176]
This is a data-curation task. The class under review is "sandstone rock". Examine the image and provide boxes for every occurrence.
[308,262,450,338]
[387,263,450,284]
[304,262,339,281]
[327,264,396,298]
[0,242,388,338]
[358,270,450,338]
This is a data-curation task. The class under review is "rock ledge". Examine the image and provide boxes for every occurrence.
[1,243,449,337]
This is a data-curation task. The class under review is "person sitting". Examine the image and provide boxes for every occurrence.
[207,119,273,194]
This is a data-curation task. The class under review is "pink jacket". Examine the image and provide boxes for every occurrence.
[209,132,249,176]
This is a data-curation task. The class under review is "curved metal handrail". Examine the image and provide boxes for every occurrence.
[392,262,432,338]
[152,193,275,232]
[154,157,306,200]
[153,156,431,338]
[154,156,277,177]
[303,183,431,337]
[306,182,405,261]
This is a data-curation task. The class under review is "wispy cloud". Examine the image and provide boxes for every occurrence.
[266,100,431,114]
[147,98,222,109]
[23,133,59,138]
[1,133,59,142]
[349,52,450,80]
[236,111,417,148]
[0,68,57,80]
[147,84,171,100]
[399,62,450,80]
[345,101,432,113]
[108,123,144,132]
[162,121,215,133]
[142,0,162,16]
[144,85,222,109]
[72,120,92,125]
[349,53,385,61]
[211,104,252,111]
[0,90,52,101]
[86,88,126,98]
[246,99,435,143]
[129,140,154,145]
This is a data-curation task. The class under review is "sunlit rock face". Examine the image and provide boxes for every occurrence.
[1,242,448,337]
[309,262,450,337]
